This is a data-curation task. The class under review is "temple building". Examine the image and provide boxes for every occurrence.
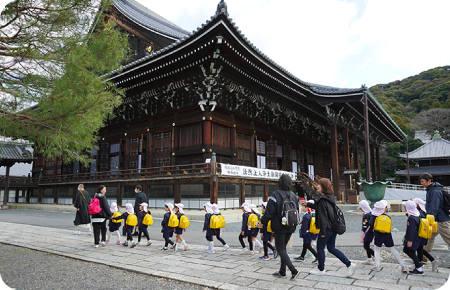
[396,131,450,186]
[5,0,405,209]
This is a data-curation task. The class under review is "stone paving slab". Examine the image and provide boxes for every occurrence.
[0,221,449,290]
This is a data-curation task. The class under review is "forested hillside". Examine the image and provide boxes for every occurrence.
[367,66,450,181]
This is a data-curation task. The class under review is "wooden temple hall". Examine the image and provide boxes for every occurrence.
[15,0,405,209]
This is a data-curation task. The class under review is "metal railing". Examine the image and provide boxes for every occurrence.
[387,182,450,192]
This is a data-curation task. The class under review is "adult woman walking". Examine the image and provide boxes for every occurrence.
[301,178,356,276]
[91,185,112,248]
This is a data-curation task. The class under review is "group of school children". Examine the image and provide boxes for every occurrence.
[358,198,440,275]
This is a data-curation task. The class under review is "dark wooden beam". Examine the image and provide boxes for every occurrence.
[330,123,340,197]
[2,166,9,207]
[343,128,350,201]
[352,133,360,195]
[371,144,376,181]
[376,146,381,181]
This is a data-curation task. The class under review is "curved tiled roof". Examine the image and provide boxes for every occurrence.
[113,0,189,40]
[399,137,450,160]
[396,165,450,176]
[0,144,34,162]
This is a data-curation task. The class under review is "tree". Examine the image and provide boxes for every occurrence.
[411,108,450,139]
[430,100,442,109]
[0,0,128,164]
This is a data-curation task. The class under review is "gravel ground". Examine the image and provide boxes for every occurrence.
[0,243,213,290]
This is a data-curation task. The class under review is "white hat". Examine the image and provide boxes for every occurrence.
[140,202,148,212]
[204,202,213,214]
[403,200,420,217]
[165,203,174,214]
[240,202,251,213]
[250,204,259,214]
[413,198,426,212]
[372,201,387,216]
[359,200,372,214]
[110,202,118,213]
[262,202,268,208]
[211,203,220,215]
[175,203,184,214]
[125,203,134,215]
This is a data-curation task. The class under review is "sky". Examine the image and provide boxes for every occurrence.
[1,0,450,89]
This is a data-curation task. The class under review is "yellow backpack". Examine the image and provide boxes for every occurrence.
[418,218,432,239]
[374,214,392,233]
[179,215,190,229]
[426,214,438,233]
[112,211,123,223]
[309,217,320,234]
[126,214,137,226]
[142,214,153,226]
[210,214,226,229]
[168,213,179,227]
[247,213,260,228]
[267,220,274,233]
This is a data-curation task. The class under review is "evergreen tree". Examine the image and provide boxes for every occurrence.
[0,0,128,164]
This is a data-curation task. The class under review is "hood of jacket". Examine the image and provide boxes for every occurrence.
[317,193,336,204]
[427,182,444,192]
[96,193,105,198]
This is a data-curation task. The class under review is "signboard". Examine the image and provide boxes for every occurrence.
[343,169,359,175]
[220,163,297,180]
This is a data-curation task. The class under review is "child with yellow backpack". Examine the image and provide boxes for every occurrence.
[132,202,152,248]
[359,200,375,265]
[174,203,189,251]
[111,203,137,247]
[106,202,122,245]
[295,200,318,262]
[412,198,440,272]
[211,203,229,251]
[238,202,253,254]
[369,200,407,272]
[259,202,277,260]
[161,203,177,251]
[249,204,264,255]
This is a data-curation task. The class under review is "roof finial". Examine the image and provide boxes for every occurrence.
[216,0,228,17]
[433,130,442,139]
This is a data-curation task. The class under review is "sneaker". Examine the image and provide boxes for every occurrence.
[75,230,80,235]
[122,242,128,247]
[409,264,416,270]
[312,258,318,264]
[173,243,178,252]
[160,247,168,251]
[105,240,110,244]
[294,256,305,261]
[273,250,278,259]
[130,243,136,248]
[94,244,99,248]
[169,245,174,249]
[259,246,264,253]
[401,265,409,273]
[241,248,248,254]
[346,263,356,277]
[291,270,301,280]
[100,241,105,247]
[268,252,274,256]
[206,248,215,254]
[116,241,121,245]
[249,250,255,255]
[222,244,229,251]
[305,252,314,258]
[88,229,92,235]
[409,268,424,275]
[371,265,382,272]
[147,241,152,246]
[272,271,287,278]
[309,269,325,276]
[431,260,440,271]
[363,259,374,265]
[259,256,269,260]
[183,245,189,251]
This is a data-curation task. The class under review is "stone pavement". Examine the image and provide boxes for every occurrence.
[0,221,449,290]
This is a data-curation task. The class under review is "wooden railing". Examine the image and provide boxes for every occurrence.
[39,163,211,183]
[387,182,450,193]
[0,176,39,185]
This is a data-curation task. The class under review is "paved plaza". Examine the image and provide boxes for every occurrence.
[0,221,449,290]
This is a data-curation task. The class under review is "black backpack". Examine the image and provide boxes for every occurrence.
[277,190,299,227]
[326,200,346,235]
[440,189,450,215]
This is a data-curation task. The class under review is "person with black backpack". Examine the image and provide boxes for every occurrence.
[420,173,450,260]
[259,174,301,280]
[301,178,356,277]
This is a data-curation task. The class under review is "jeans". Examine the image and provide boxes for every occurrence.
[274,232,296,275]
[317,230,350,271]
[93,220,107,245]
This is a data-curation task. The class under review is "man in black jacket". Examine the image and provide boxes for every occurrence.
[133,185,148,235]
[91,185,112,248]
[260,174,301,280]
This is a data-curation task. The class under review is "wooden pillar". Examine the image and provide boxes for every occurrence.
[264,181,269,202]
[231,116,237,164]
[352,134,360,194]
[53,186,57,204]
[117,183,122,206]
[330,123,340,197]
[241,179,245,204]
[343,128,350,201]
[38,186,42,204]
[370,144,376,181]
[210,156,217,204]
[364,91,371,182]
[26,188,30,204]
[15,188,19,203]
[376,146,381,181]
[2,166,10,207]
[203,114,212,162]
[174,179,180,203]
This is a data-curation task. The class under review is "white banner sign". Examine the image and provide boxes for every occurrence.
[220,163,297,180]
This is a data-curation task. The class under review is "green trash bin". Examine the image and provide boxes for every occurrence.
[357,181,392,204]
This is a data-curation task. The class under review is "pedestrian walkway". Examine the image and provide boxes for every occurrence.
[0,221,448,290]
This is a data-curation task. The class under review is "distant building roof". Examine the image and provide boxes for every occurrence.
[396,165,450,176]
[0,143,34,166]
[414,130,432,144]
[399,131,450,160]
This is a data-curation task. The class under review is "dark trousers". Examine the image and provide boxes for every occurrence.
[274,232,296,275]
[417,245,434,262]
[216,235,226,245]
[300,242,317,258]
[238,234,252,250]
[317,230,351,271]
[126,232,133,242]
[138,230,150,242]
[93,220,107,245]
[164,238,174,247]
[364,241,374,258]
[404,247,421,269]
[264,241,275,256]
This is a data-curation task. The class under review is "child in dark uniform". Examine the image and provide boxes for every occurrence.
[111,203,135,247]
[161,203,177,251]
[295,200,318,262]
[413,198,440,271]
[249,204,263,255]
[174,203,189,251]
[402,200,425,275]
[106,202,121,245]
[369,200,407,272]
[132,202,151,248]
[238,202,252,254]
[211,203,229,251]
[359,200,375,265]
[203,202,215,253]
[259,202,277,260]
